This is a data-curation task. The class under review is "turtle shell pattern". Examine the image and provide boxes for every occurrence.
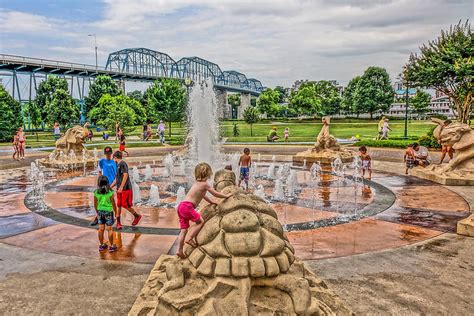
[185,187,295,278]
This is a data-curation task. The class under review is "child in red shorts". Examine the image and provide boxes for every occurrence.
[176,162,232,259]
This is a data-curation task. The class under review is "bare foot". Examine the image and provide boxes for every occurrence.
[176,252,187,259]
[186,239,198,248]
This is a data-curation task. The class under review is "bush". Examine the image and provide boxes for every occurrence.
[354,139,413,148]
[417,126,441,149]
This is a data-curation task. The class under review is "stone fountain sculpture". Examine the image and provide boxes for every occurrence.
[39,125,96,168]
[293,116,353,167]
[413,118,474,186]
[129,169,352,315]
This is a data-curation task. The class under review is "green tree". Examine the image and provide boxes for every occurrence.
[313,81,342,115]
[23,101,42,128]
[85,75,121,114]
[354,67,394,118]
[404,20,473,123]
[342,76,361,115]
[289,84,321,116]
[257,88,281,117]
[242,106,260,136]
[146,78,187,138]
[0,85,23,142]
[410,90,432,118]
[35,75,69,123]
[228,94,241,106]
[274,86,288,103]
[89,94,136,133]
[127,90,144,103]
[125,96,147,125]
[46,89,79,126]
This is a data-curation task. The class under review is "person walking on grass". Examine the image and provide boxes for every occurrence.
[377,116,386,140]
[111,151,142,230]
[90,147,117,226]
[381,118,391,140]
[284,127,289,142]
[157,120,166,144]
[176,162,232,259]
[94,175,118,253]
[238,148,252,191]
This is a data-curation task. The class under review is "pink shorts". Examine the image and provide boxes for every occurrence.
[177,201,201,229]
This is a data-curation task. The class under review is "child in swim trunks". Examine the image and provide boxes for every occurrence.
[238,148,252,190]
[359,146,372,180]
[404,143,415,175]
[176,162,232,259]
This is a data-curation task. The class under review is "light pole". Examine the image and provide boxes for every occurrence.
[88,34,98,68]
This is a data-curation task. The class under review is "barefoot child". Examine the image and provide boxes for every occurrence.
[111,151,142,230]
[238,148,252,190]
[284,127,289,142]
[404,143,415,175]
[359,146,372,180]
[94,175,118,252]
[12,132,20,161]
[176,162,232,259]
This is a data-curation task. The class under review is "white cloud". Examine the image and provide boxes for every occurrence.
[1,0,472,86]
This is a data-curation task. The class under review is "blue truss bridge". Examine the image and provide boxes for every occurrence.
[0,48,264,104]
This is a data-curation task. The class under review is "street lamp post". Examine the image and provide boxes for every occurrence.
[404,81,409,139]
[88,34,98,68]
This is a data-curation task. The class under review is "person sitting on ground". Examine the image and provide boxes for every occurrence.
[404,143,415,175]
[412,142,431,167]
[102,131,109,141]
[437,120,455,164]
[94,175,118,253]
[359,146,372,180]
[267,127,280,142]
[176,162,232,259]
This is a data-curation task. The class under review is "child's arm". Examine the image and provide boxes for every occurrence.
[249,156,252,167]
[118,173,128,192]
[110,194,118,214]
[238,156,242,167]
[206,184,231,199]
[93,196,98,212]
[203,195,216,205]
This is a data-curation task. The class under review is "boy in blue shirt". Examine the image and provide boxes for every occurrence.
[90,146,117,226]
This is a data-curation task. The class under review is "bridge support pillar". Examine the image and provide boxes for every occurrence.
[216,89,231,119]
[238,93,251,119]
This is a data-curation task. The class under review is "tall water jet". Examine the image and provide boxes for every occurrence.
[132,182,142,204]
[163,154,174,177]
[186,79,220,164]
[267,163,275,179]
[149,184,161,206]
[255,185,266,200]
[131,166,140,183]
[272,179,285,202]
[144,164,153,181]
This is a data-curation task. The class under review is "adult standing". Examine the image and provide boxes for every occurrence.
[377,116,386,140]
[17,127,26,160]
[381,118,392,140]
[157,120,166,144]
[142,122,148,141]
[412,142,431,167]
[90,146,117,226]
[53,122,61,140]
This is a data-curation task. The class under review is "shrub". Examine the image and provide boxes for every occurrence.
[354,139,413,148]
[418,126,441,149]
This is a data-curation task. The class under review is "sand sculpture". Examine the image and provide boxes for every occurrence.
[39,125,95,168]
[293,116,353,166]
[430,118,474,176]
[129,170,352,315]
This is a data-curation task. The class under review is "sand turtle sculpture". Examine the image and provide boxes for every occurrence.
[129,170,352,315]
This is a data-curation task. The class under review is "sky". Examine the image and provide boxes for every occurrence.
[0,0,472,88]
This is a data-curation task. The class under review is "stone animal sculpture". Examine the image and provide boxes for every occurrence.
[53,125,89,159]
[314,116,341,152]
[430,118,474,175]
[129,170,352,315]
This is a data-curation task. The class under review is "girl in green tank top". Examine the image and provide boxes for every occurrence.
[94,176,118,252]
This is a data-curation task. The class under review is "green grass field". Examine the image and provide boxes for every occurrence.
[1,119,434,148]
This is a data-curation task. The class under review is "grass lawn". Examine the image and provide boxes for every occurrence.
[1,119,434,148]
[221,119,434,142]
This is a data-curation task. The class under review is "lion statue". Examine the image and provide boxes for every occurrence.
[52,125,90,159]
[429,118,474,176]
